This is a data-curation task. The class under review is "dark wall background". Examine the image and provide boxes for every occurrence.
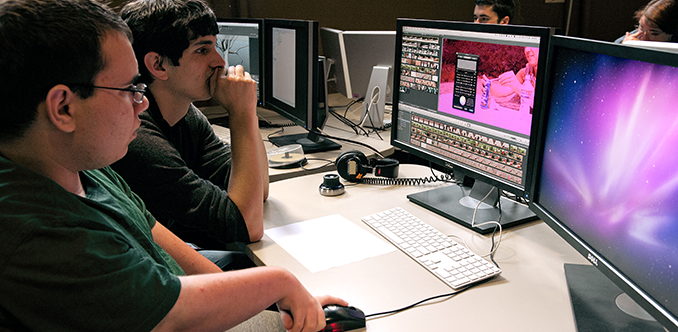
[207,0,648,42]
[109,0,649,44]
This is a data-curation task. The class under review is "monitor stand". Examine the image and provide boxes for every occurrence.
[564,264,666,332]
[406,179,537,234]
[269,131,341,154]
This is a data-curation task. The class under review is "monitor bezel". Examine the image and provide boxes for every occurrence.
[263,18,319,130]
[216,17,264,106]
[528,35,678,332]
[391,18,556,199]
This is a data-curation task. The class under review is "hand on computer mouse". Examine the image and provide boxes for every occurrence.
[321,304,366,332]
[278,294,348,332]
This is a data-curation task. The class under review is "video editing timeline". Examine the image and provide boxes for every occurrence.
[400,35,440,94]
[409,113,526,186]
[397,27,537,188]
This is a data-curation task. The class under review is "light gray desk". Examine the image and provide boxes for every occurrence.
[250,164,589,331]
[207,93,394,182]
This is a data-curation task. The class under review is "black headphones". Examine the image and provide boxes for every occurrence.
[335,150,399,182]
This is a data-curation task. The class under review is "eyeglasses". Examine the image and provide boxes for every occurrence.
[69,83,147,104]
[636,24,667,38]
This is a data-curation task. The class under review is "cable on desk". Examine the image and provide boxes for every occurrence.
[300,158,335,172]
[321,134,385,158]
[364,285,473,319]
[266,126,385,159]
[355,174,453,186]
[329,108,369,136]
[341,97,364,117]
[470,186,503,268]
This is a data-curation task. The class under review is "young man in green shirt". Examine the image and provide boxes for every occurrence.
[0,0,344,330]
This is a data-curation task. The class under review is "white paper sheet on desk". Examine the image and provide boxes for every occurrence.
[264,214,395,273]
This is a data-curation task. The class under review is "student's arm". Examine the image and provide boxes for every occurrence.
[152,267,348,332]
[211,65,268,242]
[151,221,222,275]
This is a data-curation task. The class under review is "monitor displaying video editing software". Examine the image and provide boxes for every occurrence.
[529,36,678,332]
[391,19,555,234]
[216,18,263,105]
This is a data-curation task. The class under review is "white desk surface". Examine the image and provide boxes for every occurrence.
[207,93,394,182]
[250,164,589,332]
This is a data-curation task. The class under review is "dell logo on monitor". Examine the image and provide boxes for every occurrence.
[587,253,598,266]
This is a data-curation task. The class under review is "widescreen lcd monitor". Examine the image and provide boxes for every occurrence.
[529,35,678,332]
[391,18,555,233]
[263,19,339,153]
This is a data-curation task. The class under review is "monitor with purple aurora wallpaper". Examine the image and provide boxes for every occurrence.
[529,35,678,332]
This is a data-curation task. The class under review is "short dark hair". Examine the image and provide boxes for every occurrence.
[635,0,678,38]
[120,0,219,85]
[475,0,515,23]
[0,0,131,142]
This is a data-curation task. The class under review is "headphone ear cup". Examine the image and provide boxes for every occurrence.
[335,150,368,182]
[371,157,399,178]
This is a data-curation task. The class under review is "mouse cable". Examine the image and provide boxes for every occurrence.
[364,285,473,319]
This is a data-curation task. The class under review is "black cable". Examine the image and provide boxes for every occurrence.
[363,110,384,140]
[356,173,453,186]
[342,97,364,117]
[428,161,459,185]
[265,122,384,158]
[329,108,368,136]
[364,285,473,319]
[322,133,385,158]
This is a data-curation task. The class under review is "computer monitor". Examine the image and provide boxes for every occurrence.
[529,36,678,332]
[216,18,263,105]
[623,39,678,54]
[320,28,396,104]
[263,19,340,153]
[390,19,555,234]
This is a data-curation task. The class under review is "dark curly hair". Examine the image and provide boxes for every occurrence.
[120,0,219,85]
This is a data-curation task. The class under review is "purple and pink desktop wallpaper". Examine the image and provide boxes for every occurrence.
[438,39,536,136]
[537,47,678,316]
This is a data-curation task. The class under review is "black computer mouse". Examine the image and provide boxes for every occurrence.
[321,304,366,332]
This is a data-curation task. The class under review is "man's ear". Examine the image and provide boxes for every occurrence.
[45,85,77,133]
[499,16,510,25]
[144,52,169,81]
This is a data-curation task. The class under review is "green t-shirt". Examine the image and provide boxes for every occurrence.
[0,157,183,331]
